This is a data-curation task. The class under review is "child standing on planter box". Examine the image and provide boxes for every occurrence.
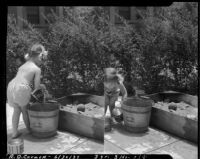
[104,68,127,124]
[7,44,48,138]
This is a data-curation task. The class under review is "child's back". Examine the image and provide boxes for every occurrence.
[13,61,40,87]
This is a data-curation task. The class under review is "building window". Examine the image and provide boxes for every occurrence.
[8,7,17,18]
[26,7,40,25]
[115,7,131,23]
[135,7,147,20]
[118,7,131,20]
[44,6,57,24]
[24,6,58,27]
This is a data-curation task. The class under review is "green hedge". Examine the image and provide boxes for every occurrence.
[7,4,198,97]
[137,3,198,95]
[7,15,45,86]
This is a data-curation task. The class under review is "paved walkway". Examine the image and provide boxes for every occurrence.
[104,124,197,159]
[7,104,197,158]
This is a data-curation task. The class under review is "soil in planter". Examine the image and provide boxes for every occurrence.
[154,101,198,121]
[63,102,104,119]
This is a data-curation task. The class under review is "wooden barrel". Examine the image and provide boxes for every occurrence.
[122,97,153,133]
[28,102,59,138]
[7,138,24,154]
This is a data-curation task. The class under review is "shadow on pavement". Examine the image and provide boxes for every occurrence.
[7,128,60,143]
[111,122,149,137]
[88,138,104,144]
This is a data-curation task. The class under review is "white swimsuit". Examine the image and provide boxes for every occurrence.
[7,79,33,107]
[104,81,120,97]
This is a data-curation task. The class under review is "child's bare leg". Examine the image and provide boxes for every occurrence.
[109,95,119,124]
[104,95,109,115]
[109,95,118,117]
[21,105,30,132]
[12,106,21,138]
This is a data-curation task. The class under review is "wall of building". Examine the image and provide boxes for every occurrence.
[7,6,152,30]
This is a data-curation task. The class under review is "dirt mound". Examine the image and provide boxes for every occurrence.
[154,101,198,120]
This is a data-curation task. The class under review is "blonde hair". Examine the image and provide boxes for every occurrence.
[104,67,124,83]
[24,44,45,61]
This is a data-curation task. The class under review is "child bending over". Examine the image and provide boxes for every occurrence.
[7,44,48,138]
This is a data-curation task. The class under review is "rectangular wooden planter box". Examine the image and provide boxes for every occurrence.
[144,91,198,144]
[56,91,197,143]
[56,93,104,141]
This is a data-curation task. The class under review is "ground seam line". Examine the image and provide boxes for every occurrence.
[61,138,88,154]
[144,139,181,154]
[105,139,131,154]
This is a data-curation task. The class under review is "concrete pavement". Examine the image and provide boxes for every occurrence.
[7,104,197,158]
[104,123,197,159]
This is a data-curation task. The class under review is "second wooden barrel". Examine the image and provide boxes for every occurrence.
[122,97,153,133]
[28,102,59,138]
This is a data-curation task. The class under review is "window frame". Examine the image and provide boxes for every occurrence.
[23,6,59,28]
[115,7,131,23]
[43,6,57,24]
[110,7,137,25]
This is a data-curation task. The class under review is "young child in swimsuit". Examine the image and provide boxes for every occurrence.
[7,44,48,138]
[104,68,127,123]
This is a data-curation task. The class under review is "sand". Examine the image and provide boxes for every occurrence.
[154,101,198,120]
[62,102,104,119]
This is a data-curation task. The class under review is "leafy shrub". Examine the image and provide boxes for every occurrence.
[135,2,198,95]
[7,4,198,97]
[41,7,142,97]
[7,15,45,86]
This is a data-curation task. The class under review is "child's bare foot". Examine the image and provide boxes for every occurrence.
[111,117,117,125]
[12,132,22,139]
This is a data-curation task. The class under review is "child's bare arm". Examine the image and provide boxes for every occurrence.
[33,68,41,91]
[119,82,127,100]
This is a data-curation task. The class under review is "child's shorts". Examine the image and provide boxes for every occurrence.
[7,80,32,108]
